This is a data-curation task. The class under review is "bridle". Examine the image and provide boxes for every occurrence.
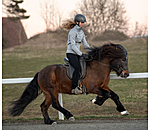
[83,44,128,76]
[85,56,125,75]
[93,60,124,75]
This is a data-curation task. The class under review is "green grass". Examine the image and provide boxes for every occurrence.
[3,115,147,123]
[2,37,148,121]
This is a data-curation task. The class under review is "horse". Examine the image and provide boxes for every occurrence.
[9,43,129,125]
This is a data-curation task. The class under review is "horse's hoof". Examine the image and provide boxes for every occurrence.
[121,110,129,116]
[91,98,96,103]
[69,117,75,121]
[52,122,57,125]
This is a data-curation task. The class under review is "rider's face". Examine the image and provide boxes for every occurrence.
[79,22,84,27]
[77,22,84,27]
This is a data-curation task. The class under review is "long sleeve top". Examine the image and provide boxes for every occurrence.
[66,25,90,56]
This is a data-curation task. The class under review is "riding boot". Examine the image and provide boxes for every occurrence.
[71,87,82,94]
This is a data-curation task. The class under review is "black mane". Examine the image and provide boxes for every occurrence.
[88,43,127,61]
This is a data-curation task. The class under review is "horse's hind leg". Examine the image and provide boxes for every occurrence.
[50,90,75,121]
[40,92,56,125]
[110,90,129,115]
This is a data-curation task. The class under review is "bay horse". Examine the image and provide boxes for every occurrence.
[9,43,129,125]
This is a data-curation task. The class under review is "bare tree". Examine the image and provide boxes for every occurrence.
[132,21,148,37]
[76,0,128,35]
[142,23,148,36]
[39,0,65,32]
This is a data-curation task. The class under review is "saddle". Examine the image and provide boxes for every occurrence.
[63,57,87,94]
[63,57,86,80]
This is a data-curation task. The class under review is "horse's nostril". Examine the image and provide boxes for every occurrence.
[124,73,129,78]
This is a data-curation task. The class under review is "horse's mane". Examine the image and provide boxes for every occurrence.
[88,43,127,61]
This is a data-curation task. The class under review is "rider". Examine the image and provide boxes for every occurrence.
[65,14,91,94]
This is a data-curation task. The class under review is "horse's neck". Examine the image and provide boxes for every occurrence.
[88,59,111,75]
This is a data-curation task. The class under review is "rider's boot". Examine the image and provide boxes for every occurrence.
[71,87,82,94]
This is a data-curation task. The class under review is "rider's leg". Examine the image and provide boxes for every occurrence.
[66,53,82,94]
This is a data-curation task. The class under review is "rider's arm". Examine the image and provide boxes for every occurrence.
[69,31,82,56]
[82,34,91,52]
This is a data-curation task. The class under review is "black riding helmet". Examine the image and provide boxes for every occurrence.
[74,14,86,23]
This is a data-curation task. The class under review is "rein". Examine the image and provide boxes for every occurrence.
[93,60,124,74]
[85,56,123,74]
[93,60,111,68]
[85,56,112,68]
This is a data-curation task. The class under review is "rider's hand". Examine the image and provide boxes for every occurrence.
[82,54,89,59]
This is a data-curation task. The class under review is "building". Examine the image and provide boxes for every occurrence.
[2,17,28,48]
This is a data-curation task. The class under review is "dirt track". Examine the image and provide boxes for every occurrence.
[3,119,147,130]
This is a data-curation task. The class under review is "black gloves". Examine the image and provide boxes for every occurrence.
[82,54,89,59]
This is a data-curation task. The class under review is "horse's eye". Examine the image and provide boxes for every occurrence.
[121,58,126,62]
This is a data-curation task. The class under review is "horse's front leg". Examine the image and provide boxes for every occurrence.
[91,87,110,106]
[110,90,129,116]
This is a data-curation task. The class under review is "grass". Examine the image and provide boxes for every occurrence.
[3,115,147,124]
[2,37,148,121]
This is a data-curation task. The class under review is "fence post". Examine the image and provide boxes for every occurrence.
[58,93,64,120]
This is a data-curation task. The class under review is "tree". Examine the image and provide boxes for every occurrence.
[132,21,148,37]
[76,0,129,35]
[3,0,30,20]
[39,0,65,32]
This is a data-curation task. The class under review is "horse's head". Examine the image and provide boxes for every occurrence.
[87,43,129,78]
[108,44,129,78]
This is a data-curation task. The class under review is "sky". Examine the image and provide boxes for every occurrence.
[3,0,148,38]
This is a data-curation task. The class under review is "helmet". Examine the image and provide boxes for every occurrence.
[74,14,86,23]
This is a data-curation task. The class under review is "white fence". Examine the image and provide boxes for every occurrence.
[2,73,148,84]
[2,72,148,120]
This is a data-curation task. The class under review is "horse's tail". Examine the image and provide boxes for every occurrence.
[9,72,42,116]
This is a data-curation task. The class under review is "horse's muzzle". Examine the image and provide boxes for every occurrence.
[120,70,129,78]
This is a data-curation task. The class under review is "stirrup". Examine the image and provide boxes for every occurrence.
[71,87,82,94]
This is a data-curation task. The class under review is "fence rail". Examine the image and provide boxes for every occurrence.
[2,73,148,84]
[2,72,148,120]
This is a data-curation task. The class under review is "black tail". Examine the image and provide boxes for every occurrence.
[9,72,42,116]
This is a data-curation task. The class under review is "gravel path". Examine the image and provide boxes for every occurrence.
[3,119,147,130]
